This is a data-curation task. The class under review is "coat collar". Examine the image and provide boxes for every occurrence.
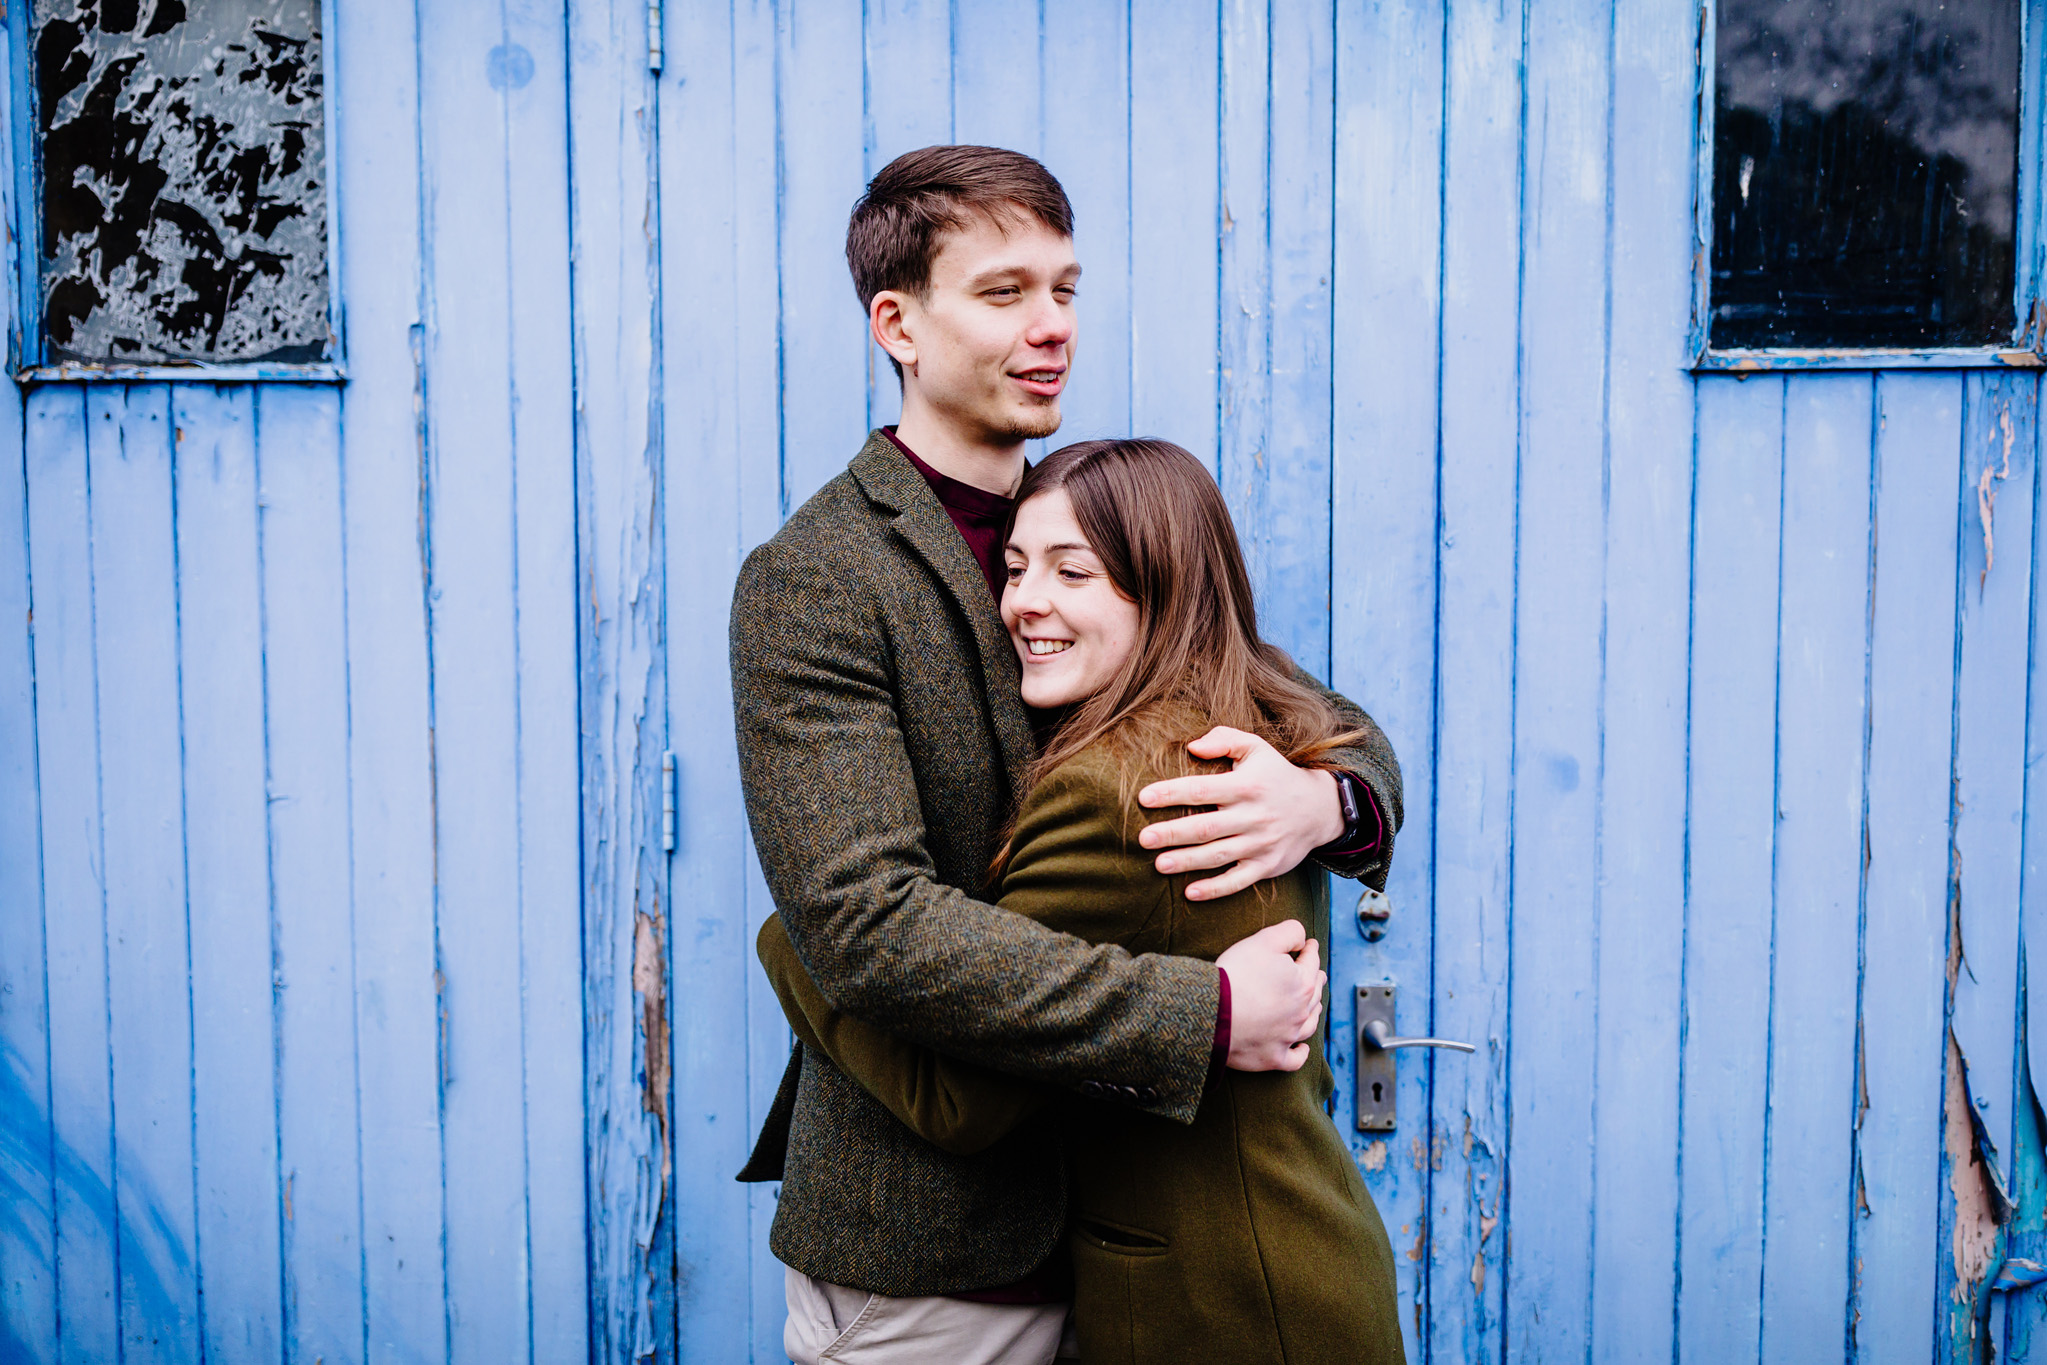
[848,431,1035,793]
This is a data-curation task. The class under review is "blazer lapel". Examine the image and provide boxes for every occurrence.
[848,433,1036,794]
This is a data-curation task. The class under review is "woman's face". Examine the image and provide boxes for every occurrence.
[1002,489,1141,709]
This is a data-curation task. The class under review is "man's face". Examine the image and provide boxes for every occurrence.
[891,213,1079,445]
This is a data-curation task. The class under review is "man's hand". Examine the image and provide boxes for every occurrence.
[1216,920,1325,1072]
[1137,726,1346,901]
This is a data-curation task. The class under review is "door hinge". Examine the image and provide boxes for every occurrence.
[661,751,677,852]
[647,0,664,72]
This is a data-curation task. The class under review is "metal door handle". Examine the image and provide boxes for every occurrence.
[1362,1019,1476,1053]
[1356,985,1474,1131]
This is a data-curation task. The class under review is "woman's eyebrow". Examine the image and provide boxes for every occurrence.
[1002,540,1095,554]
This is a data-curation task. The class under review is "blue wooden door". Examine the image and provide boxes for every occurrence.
[658,2,2046,1362]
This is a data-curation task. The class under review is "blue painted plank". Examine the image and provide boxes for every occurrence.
[1939,372,2037,1356]
[1038,0,1130,444]
[1758,373,1873,1364]
[24,385,119,1365]
[861,0,953,434]
[1589,2,1694,1358]
[0,7,50,1344]
[1949,373,2035,1202]
[780,0,874,508]
[735,8,801,1356]
[89,384,200,1365]
[864,0,953,168]
[665,2,765,1358]
[255,385,364,1365]
[170,386,284,1364]
[329,0,449,1353]
[1678,374,1785,1365]
[502,3,591,1357]
[1216,0,1272,644]
[568,1,669,1359]
[2000,1037,2047,1362]
[415,3,539,1352]
[1257,0,1332,681]
[1424,0,1523,1353]
[1852,372,1963,1365]
[1329,0,1442,1357]
[0,213,53,1365]
[1502,0,1611,1356]
[1127,0,1217,466]
[953,0,1041,161]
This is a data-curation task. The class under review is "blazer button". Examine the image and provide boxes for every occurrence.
[1080,1080,1104,1097]
[1120,1085,1140,1101]
[1137,1086,1159,1104]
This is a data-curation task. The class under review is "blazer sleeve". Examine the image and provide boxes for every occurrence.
[731,541,1218,1124]
[1292,666,1404,891]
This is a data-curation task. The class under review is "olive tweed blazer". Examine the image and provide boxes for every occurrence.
[728,431,1402,1296]
[758,734,1404,1364]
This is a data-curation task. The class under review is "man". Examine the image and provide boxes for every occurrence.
[731,145,1401,1364]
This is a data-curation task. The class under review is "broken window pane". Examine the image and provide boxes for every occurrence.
[1711,0,2021,350]
[32,0,331,366]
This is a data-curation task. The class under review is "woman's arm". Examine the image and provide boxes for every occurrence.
[756,914,1049,1155]
[755,751,1193,1149]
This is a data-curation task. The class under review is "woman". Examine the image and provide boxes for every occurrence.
[758,438,1404,1365]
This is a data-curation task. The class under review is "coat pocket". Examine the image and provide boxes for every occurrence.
[1074,1216,1169,1257]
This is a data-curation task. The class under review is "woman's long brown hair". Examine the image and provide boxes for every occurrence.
[992,438,1360,874]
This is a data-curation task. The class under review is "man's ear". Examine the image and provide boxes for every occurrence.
[870,291,918,374]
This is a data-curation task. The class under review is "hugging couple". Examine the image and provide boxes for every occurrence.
[731,144,1406,1365]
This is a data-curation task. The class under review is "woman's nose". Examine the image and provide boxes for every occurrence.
[1010,574,1051,615]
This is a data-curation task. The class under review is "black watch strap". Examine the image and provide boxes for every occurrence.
[1327,770,1365,850]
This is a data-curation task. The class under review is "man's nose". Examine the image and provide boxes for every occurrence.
[1024,292,1072,347]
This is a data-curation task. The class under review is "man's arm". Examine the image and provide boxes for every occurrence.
[1136,673,1403,900]
[731,541,1317,1122]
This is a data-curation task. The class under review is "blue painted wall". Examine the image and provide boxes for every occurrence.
[3,2,2043,1363]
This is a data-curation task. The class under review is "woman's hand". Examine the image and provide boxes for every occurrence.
[1136,726,1347,901]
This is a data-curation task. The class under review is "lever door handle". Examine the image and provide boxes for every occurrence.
[1356,985,1474,1131]
[1362,1019,1476,1054]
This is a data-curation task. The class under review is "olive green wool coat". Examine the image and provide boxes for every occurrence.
[729,431,1402,1297]
[759,736,1404,1365]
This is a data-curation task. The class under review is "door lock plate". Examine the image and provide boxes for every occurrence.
[1356,985,1398,1131]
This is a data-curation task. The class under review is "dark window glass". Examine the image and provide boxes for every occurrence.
[32,0,329,366]
[1711,0,2021,350]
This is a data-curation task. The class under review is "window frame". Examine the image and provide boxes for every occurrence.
[3,0,346,384]
[1690,0,2047,372]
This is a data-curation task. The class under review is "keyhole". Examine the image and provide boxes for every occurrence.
[1372,1081,1384,1103]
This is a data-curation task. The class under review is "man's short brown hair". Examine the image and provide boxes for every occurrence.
[846,145,1074,322]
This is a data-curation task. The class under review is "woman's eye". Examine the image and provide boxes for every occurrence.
[1059,568,1090,583]
[1005,565,1023,581]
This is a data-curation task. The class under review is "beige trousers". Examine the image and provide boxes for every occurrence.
[782,1266,1077,1365]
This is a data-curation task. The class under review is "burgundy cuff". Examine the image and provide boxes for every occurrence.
[1211,967,1232,1068]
